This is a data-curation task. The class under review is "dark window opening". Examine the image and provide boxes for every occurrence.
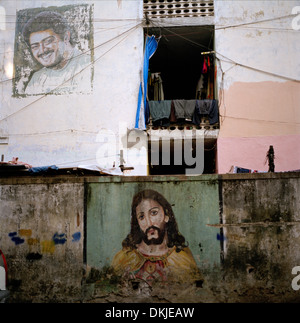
[148,138,217,175]
[146,25,215,101]
[146,25,217,175]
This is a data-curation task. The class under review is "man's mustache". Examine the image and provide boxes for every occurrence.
[145,226,160,235]
[38,50,54,58]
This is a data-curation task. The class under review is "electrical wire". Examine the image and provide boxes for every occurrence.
[1,11,298,81]
[0,21,142,85]
[216,53,300,83]
[146,16,300,127]
[148,18,300,83]
[0,22,142,123]
[149,19,214,51]
[0,22,140,57]
[215,13,298,31]
[1,11,300,132]
[2,6,298,167]
[216,56,300,126]
[0,14,141,22]
[0,22,142,85]
[6,129,100,136]
[142,12,298,32]
[218,114,300,126]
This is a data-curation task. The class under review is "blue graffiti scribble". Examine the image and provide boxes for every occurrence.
[8,232,25,245]
[217,233,226,241]
[52,233,67,245]
[12,237,25,245]
[72,232,81,242]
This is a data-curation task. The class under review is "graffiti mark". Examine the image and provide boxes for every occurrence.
[52,233,67,245]
[27,238,39,246]
[41,240,55,254]
[8,232,25,245]
[217,233,226,241]
[12,237,25,245]
[8,230,81,251]
[26,252,42,261]
[19,229,32,237]
[72,232,81,242]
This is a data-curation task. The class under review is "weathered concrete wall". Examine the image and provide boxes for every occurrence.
[1,173,300,302]
[0,0,146,174]
[220,172,300,302]
[214,0,300,173]
[0,177,84,302]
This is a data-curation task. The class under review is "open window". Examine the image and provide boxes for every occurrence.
[146,25,215,101]
[145,25,218,175]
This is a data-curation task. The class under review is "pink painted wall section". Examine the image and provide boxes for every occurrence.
[216,80,300,173]
[219,81,300,138]
[217,135,300,174]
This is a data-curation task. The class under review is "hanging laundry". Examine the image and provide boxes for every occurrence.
[209,74,214,99]
[172,100,197,122]
[207,70,214,100]
[202,57,207,74]
[195,74,204,100]
[193,99,219,125]
[206,64,214,100]
[208,99,219,124]
[206,72,211,99]
[169,101,177,123]
[152,73,164,101]
[148,100,172,125]
[145,100,150,125]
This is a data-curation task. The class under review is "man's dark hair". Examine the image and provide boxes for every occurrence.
[122,189,187,252]
[22,11,71,45]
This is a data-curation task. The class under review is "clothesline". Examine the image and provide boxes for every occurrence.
[147,99,219,128]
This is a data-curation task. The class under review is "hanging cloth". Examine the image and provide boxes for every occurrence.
[202,57,207,74]
[135,35,158,130]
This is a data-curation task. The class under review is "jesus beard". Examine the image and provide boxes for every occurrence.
[141,225,166,246]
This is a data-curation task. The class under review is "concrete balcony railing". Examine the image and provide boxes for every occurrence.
[147,117,219,131]
[146,117,219,143]
[146,99,219,138]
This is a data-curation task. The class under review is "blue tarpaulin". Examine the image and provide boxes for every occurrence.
[135,35,158,130]
[28,165,58,175]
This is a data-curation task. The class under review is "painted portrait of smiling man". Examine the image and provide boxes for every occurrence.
[13,5,94,96]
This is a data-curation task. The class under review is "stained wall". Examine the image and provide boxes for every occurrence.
[214,0,300,173]
[1,173,300,302]
[0,0,146,174]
